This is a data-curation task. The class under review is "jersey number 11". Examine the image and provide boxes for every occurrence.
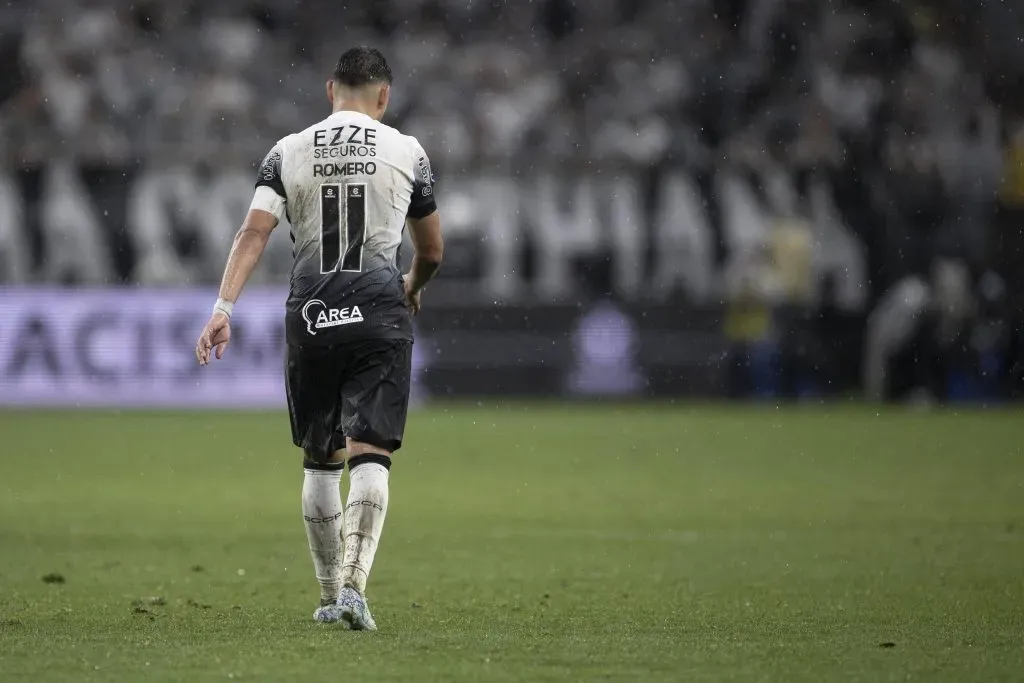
[320,183,366,273]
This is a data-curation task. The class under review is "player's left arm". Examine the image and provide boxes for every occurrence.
[196,145,287,365]
[402,142,443,314]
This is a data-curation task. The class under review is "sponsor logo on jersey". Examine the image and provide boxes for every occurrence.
[312,125,377,158]
[417,155,433,183]
[314,125,377,147]
[313,145,377,159]
[301,299,363,335]
[259,148,282,181]
[416,155,434,196]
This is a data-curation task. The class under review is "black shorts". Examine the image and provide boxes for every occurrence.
[285,339,413,455]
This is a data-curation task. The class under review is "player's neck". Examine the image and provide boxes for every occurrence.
[331,100,378,120]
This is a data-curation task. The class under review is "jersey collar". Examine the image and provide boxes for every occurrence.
[329,109,375,122]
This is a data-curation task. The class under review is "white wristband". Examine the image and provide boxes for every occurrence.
[213,298,234,318]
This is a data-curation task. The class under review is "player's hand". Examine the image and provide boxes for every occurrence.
[403,275,422,315]
[196,312,232,365]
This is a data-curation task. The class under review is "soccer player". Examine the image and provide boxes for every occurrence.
[195,47,443,630]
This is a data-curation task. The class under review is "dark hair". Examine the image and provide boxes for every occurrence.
[333,47,393,87]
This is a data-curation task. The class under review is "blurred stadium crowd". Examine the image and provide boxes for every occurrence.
[0,0,1021,401]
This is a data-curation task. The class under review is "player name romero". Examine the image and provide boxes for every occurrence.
[313,161,378,177]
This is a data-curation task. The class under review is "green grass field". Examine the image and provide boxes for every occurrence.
[0,404,1022,682]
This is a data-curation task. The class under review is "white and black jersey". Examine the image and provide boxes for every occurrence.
[251,110,436,346]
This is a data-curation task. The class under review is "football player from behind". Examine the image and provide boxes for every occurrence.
[196,47,443,630]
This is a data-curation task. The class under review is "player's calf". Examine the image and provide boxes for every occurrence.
[341,440,391,596]
[302,448,346,610]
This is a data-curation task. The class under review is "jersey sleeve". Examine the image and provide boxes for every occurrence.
[255,143,287,200]
[408,142,437,219]
[251,143,287,221]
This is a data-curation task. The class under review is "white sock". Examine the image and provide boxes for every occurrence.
[341,461,390,594]
[301,468,344,603]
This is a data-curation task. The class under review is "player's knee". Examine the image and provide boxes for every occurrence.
[345,438,392,468]
[303,447,346,471]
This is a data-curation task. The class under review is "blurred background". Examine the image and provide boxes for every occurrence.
[0,0,1022,407]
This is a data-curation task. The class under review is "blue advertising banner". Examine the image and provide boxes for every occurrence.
[0,288,728,407]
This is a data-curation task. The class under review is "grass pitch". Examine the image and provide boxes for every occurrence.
[0,404,1022,682]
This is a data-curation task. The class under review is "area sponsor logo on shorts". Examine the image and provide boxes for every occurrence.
[301,299,363,335]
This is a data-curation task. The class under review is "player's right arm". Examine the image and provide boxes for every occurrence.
[403,145,443,315]
[196,144,286,365]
